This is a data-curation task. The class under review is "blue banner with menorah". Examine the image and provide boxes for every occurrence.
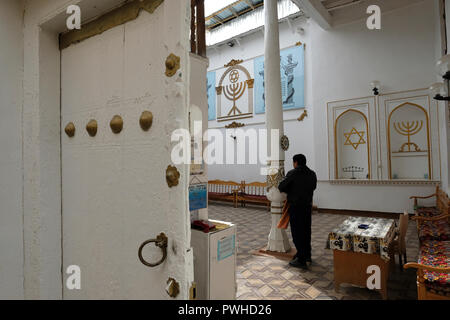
[254,44,305,114]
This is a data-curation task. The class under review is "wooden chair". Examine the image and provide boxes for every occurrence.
[410,186,450,242]
[410,185,449,216]
[390,211,409,270]
[404,259,450,300]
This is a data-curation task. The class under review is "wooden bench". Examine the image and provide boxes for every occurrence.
[207,180,243,208]
[404,186,450,300]
[238,181,270,211]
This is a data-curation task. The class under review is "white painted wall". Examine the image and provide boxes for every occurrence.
[0,0,24,299]
[190,53,210,221]
[207,16,315,183]
[207,0,445,213]
[311,0,442,212]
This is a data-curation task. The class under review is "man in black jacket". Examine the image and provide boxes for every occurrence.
[278,154,317,269]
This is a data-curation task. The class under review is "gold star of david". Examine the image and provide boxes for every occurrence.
[344,128,366,150]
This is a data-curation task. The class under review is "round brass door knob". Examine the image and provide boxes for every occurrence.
[86,120,98,137]
[140,111,153,131]
[65,122,75,138]
[110,115,123,134]
[166,165,180,188]
[165,53,180,77]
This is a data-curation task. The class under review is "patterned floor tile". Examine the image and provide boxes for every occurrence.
[209,202,419,300]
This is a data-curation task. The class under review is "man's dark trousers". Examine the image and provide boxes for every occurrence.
[289,203,312,262]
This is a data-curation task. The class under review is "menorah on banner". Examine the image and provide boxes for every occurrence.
[223,70,247,116]
[393,120,424,152]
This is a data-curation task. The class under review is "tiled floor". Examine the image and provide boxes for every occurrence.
[208,202,420,300]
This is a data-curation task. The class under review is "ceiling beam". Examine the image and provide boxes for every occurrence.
[291,0,332,30]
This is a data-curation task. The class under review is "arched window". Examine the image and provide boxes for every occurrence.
[387,103,431,180]
[335,109,371,180]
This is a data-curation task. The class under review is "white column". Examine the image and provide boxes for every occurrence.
[265,0,290,253]
[446,102,450,194]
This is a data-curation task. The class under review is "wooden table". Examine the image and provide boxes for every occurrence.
[333,250,391,299]
[327,217,396,300]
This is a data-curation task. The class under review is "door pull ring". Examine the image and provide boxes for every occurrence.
[138,233,168,268]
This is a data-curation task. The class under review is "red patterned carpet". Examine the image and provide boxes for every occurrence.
[208,202,420,300]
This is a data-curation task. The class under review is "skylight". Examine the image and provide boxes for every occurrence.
[205,0,237,17]
[206,0,303,47]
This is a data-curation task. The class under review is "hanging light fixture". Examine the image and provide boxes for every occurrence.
[370,81,381,96]
[431,54,450,101]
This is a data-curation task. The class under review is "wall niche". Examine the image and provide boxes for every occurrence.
[387,103,430,180]
[327,89,440,183]
[327,97,377,181]
[335,109,370,179]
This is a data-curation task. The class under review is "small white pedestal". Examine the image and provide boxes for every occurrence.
[191,220,237,300]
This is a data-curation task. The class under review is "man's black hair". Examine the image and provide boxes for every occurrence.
[293,154,307,166]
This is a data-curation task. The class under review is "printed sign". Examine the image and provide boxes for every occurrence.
[217,235,235,261]
[189,184,208,212]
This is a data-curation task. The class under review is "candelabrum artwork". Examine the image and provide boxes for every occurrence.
[223,69,247,116]
[259,67,265,103]
[393,120,424,152]
[282,54,298,105]
[343,166,364,179]
[258,54,299,105]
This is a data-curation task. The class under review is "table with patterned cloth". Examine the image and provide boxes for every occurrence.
[326,217,397,261]
[327,217,397,299]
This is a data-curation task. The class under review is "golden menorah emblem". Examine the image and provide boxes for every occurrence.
[223,69,247,116]
[393,120,424,152]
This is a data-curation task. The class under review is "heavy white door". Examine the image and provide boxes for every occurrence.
[61,2,192,299]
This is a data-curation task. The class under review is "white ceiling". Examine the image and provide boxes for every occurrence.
[292,0,427,29]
